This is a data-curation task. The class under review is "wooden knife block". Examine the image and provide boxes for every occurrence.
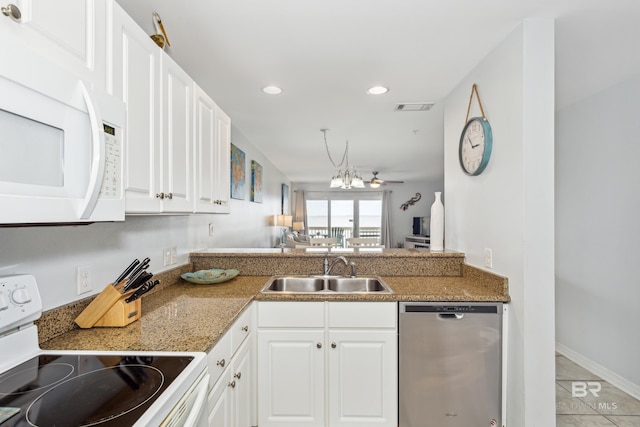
[75,284,141,328]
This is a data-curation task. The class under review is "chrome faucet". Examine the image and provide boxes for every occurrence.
[323,255,348,276]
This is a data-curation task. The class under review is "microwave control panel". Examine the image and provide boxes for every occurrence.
[99,123,121,199]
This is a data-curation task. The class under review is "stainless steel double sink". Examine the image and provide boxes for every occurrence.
[260,275,393,294]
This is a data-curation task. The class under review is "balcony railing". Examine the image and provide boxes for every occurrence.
[307,227,381,247]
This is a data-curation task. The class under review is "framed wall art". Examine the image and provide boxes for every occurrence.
[251,160,263,203]
[230,144,246,199]
[281,183,289,214]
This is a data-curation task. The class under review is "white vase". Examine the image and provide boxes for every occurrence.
[430,192,444,251]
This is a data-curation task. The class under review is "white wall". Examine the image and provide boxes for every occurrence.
[0,125,289,311]
[556,73,640,394]
[444,20,555,426]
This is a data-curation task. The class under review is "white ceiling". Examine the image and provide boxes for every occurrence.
[116,0,640,185]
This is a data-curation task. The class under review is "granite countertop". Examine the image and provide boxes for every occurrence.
[40,266,508,354]
[190,247,465,257]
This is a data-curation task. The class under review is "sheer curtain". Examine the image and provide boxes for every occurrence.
[293,190,307,233]
[381,190,392,248]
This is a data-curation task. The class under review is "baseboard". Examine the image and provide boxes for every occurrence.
[556,342,640,400]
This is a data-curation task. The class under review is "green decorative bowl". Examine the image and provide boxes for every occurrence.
[181,269,240,284]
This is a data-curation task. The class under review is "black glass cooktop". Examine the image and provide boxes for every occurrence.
[0,353,193,427]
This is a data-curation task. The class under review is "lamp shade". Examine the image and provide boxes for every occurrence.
[276,215,292,227]
[292,221,304,231]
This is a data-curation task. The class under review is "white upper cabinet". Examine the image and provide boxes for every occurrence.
[213,106,231,211]
[109,1,229,214]
[0,0,106,88]
[109,2,162,212]
[194,85,231,213]
[160,54,194,212]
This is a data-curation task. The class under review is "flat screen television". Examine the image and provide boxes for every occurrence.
[413,217,429,236]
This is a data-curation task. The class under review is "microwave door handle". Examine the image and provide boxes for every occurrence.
[78,81,106,219]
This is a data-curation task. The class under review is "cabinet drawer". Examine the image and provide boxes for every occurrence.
[231,304,254,355]
[258,301,324,327]
[328,302,397,329]
[207,330,232,387]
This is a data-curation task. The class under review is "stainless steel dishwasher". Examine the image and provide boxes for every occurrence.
[399,302,503,427]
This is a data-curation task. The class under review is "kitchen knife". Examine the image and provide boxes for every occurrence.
[126,257,150,281]
[113,259,139,286]
[121,268,145,292]
[125,280,159,303]
[123,271,153,293]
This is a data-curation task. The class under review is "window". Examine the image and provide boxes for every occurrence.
[305,192,382,247]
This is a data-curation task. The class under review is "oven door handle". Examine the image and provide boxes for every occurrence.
[79,80,106,219]
[182,372,210,427]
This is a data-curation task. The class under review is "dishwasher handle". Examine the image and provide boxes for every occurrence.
[400,303,501,314]
[438,313,464,319]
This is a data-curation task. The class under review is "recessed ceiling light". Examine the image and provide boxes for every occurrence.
[262,86,282,95]
[367,86,389,95]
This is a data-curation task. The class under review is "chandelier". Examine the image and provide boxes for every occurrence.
[321,129,365,189]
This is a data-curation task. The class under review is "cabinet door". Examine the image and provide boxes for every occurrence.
[193,85,217,212]
[231,339,252,427]
[208,370,233,427]
[327,330,398,427]
[213,107,231,212]
[110,2,162,213]
[257,329,325,427]
[0,0,106,86]
[161,54,194,212]
[194,86,230,213]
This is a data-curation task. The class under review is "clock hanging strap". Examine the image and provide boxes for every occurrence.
[465,83,487,124]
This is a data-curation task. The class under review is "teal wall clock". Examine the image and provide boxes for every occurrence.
[459,84,492,176]
[459,116,492,176]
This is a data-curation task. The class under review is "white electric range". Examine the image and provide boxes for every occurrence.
[0,275,209,427]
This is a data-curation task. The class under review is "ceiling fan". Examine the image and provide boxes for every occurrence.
[369,171,404,188]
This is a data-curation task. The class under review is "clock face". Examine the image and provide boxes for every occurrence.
[459,117,492,175]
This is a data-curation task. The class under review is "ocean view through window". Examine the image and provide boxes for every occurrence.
[306,192,382,247]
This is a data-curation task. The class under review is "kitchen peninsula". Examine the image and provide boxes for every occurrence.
[38,248,509,427]
[39,248,508,353]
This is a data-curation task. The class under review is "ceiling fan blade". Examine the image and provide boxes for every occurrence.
[369,171,404,185]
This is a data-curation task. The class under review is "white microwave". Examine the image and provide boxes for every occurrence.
[0,44,125,224]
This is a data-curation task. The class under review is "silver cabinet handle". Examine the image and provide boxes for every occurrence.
[331,342,337,349]
[241,325,249,332]
[216,358,225,367]
[234,372,241,380]
[316,342,322,349]
[228,380,236,388]
[1,4,21,22]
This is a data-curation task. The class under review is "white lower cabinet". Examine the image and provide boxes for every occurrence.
[257,301,397,427]
[327,329,397,426]
[257,329,326,427]
[209,339,252,427]
[207,305,255,427]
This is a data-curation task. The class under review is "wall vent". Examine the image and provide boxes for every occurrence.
[394,102,434,112]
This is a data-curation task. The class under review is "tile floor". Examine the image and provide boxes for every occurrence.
[556,353,640,426]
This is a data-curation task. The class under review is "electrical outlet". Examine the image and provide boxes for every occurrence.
[163,248,172,266]
[484,248,493,269]
[77,265,92,295]
[208,223,214,236]
[170,247,177,264]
